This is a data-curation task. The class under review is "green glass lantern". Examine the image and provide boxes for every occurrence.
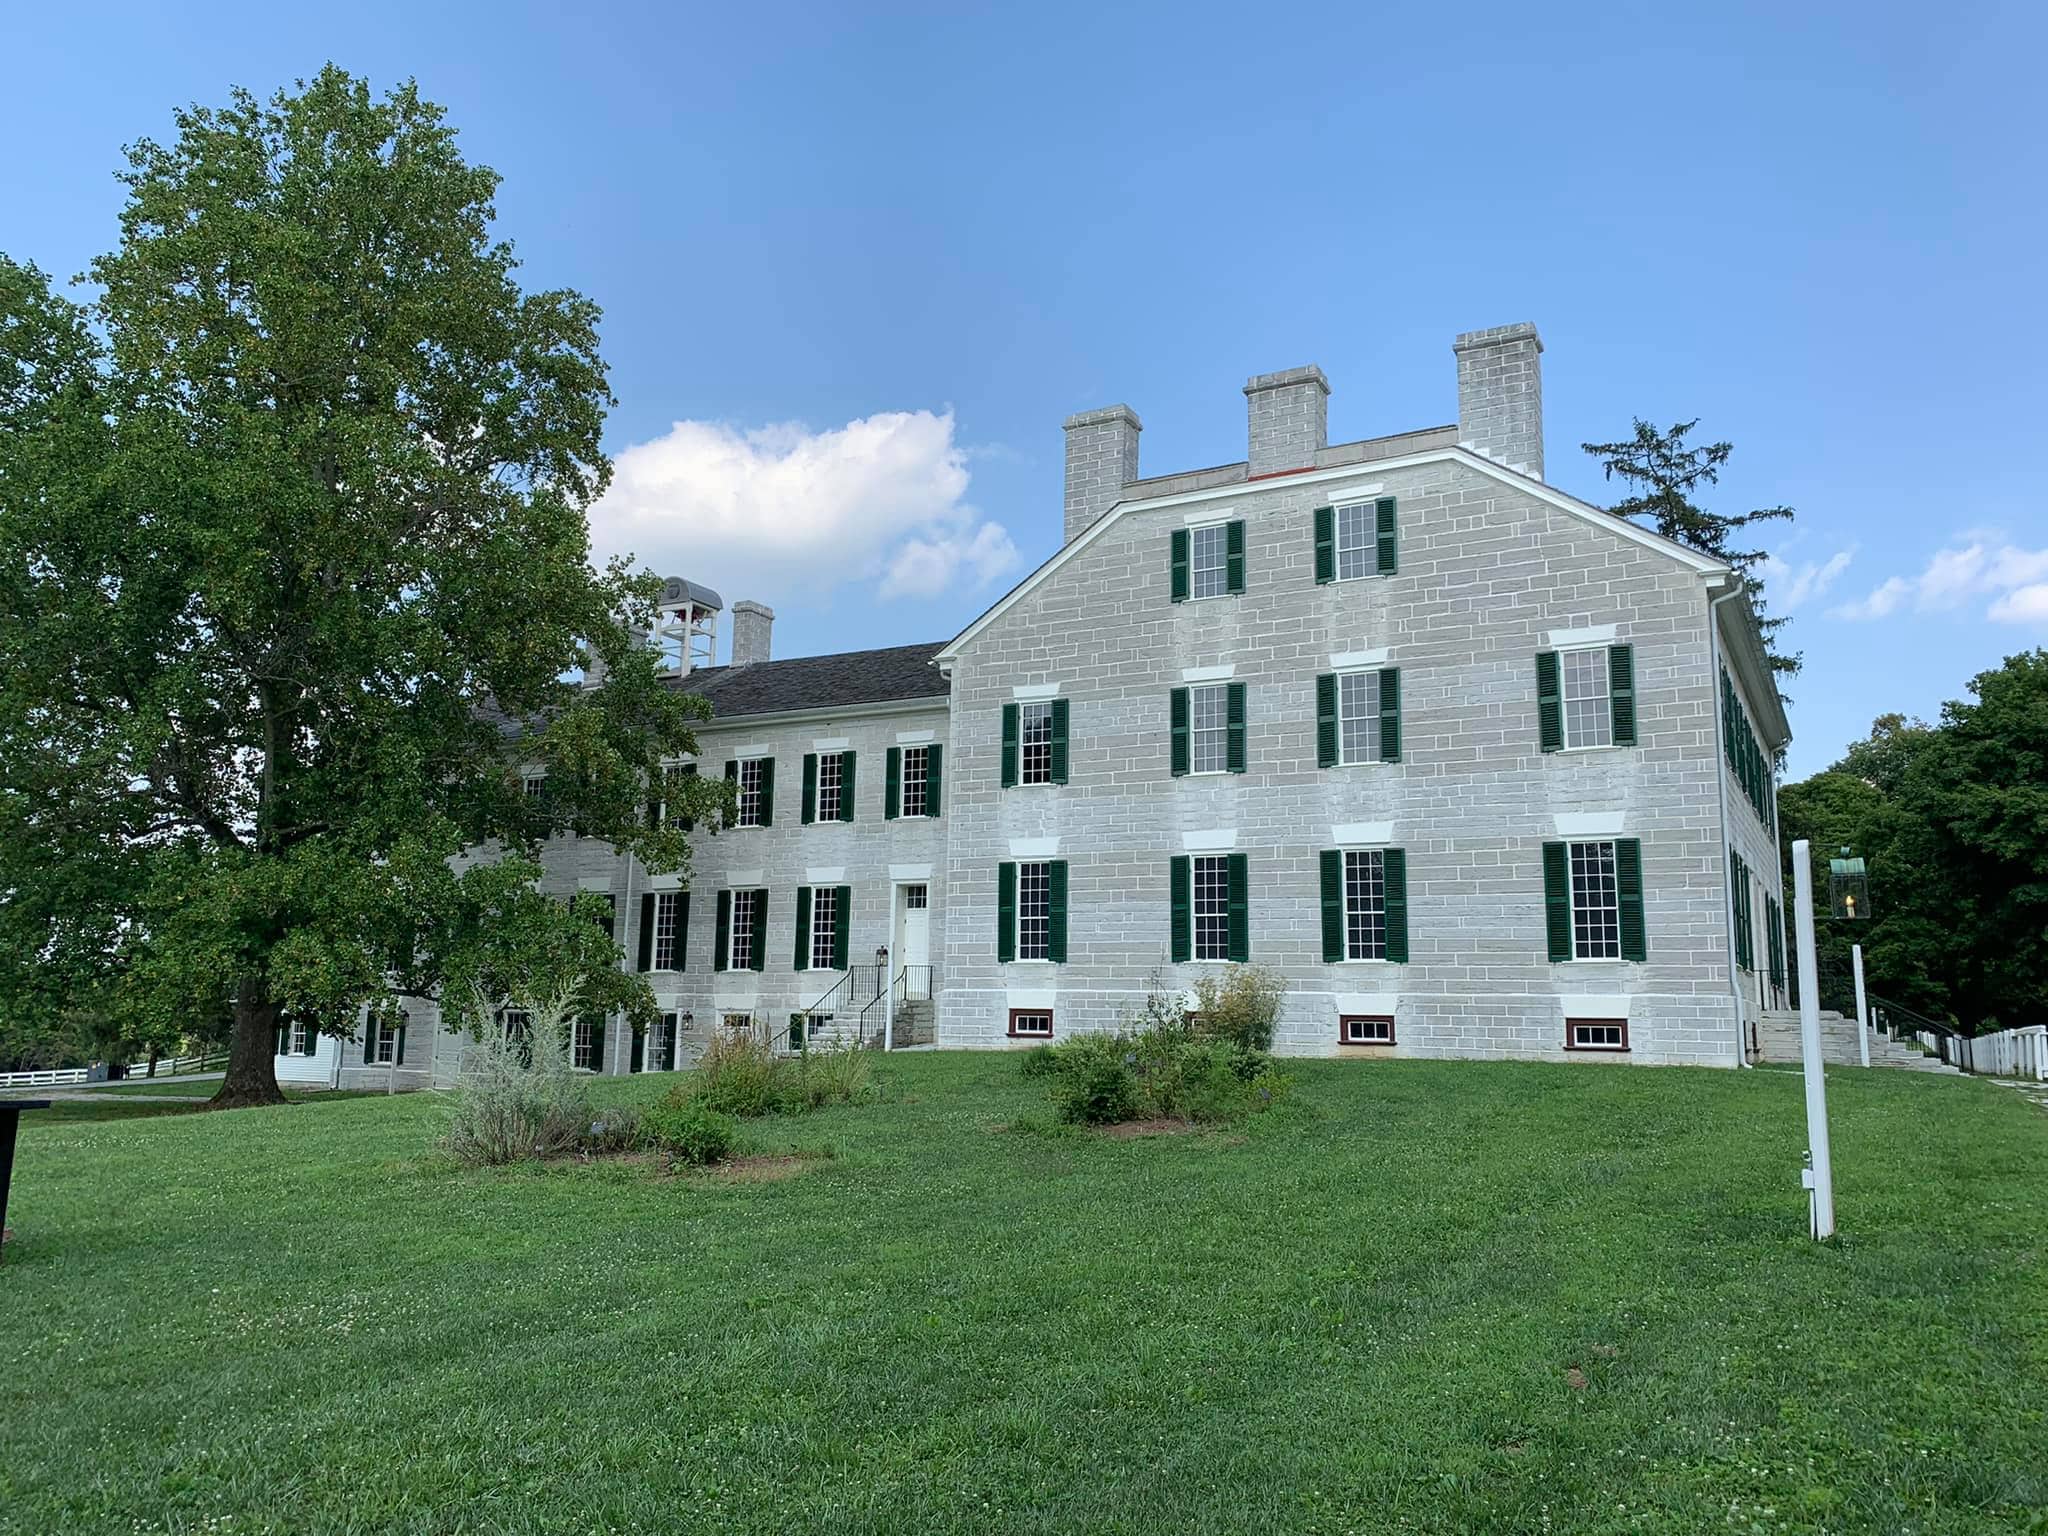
[1828,853,1870,921]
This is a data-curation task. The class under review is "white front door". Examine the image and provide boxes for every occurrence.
[898,883,930,972]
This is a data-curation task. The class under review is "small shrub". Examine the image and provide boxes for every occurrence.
[643,1097,737,1166]
[444,1005,592,1166]
[1189,966,1284,1052]
[690,1032,787,1117]
[783,1041,874,1111]
[1048,1034,1141,1125]
[1017,1044,1060,1079]
[580,1105,645,1155]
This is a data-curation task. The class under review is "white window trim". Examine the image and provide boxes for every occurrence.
[1330,498,1385,584]
[1557,644,1617,754]
[1333,667,1383,769]
[1011,683,1060,701]
[1331,821,1396,847]
[1186,681,1231,777]
[1181,664,1235,683]
[1184,519,1233,603]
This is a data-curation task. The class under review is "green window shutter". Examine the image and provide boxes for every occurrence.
[1169,687,1190,777]
[1378,668,1402,763]
[926,744,942,816]
[1375,497,1398,575]
[793,886,812,970]
[1382,847,1409,963]
[1319,849,1345,963]
[1617,839,1647,962]
[758,759,775,826]
[1313,505,1335,584]
[1170,528,1190,603]
[833,886,851,970]
[1000,703,1019,788]
[394,1023,407,1067]
[749,892,767,971]
[1727,851,1742,969]
[1609,644,1637,746]
[646,774,663,831]
[839,751,857,822]
[363,1027,374,1065]
[1047,861,1068,963]
[801,753,818,825]
[638,892,656,971]
[274,1021,287,1056]
[679,763,697,833]
[1226,853,1250,962]
[714,890,731,973]
[1542,842,1572,962]
[587,1018,602,1072]
[1226,682,1247,774]
[1050,698,1070,783]
[885,746,901,820]
[1169,857,1192,964]
[675,893,690,972]
[1316,673,1338,768]
[1225,519,1246,593]
[997,862,1017,963]
[630,1024,645,1074]
[1535,652,1563,753]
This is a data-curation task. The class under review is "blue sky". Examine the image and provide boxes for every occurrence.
[6,1,2043,778]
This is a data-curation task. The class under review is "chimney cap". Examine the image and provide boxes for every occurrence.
[1452,322,1542,354]
[1244,365,1329,396]
[731,599,775,618]
[1063,403,1142,432]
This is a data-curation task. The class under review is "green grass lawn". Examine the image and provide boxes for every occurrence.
[3,1055,2043,1535]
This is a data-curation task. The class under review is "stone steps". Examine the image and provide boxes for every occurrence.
[1754,1011,1963,1073]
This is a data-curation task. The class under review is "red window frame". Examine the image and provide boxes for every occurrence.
[1565,1017,1630,1052]
[1338,1014,1395,1045]
[1008,1008,1054,1039]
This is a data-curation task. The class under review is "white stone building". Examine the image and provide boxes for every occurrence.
[289,323,1791,1088]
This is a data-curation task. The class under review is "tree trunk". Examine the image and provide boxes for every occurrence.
[212,979,287,1108]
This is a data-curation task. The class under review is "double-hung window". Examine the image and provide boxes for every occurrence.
[811,886,839,970]
[571,1014,604,1072]
[1315,497,1397,582]
[1020,703,1053,786]
[734,758,768,826]
[1542,838,1646,963]
[1561,648,1614,750]
[1191,855,1231,961]
[1338,672,1381,765]
[817,753,842,822]
[652,891,683,971]
[1189,685,1229,774]
[900,745,930,817]
[1537,645,1636,752]
[1344,850,1387,960]
[1319,847,1409,963]
[1190,522,1230,599]
[522,773,546,799]
[1335,501,1376,580]
[795,884,850,972]
[997,859,1067,963]
[1016,862,1051,960]
[290,1019,314,1056]
[729,889,761,970]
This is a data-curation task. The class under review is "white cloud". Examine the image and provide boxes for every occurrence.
[1829,537,2048,626]
[1761,545,1855,609]
[588,409,1020,605]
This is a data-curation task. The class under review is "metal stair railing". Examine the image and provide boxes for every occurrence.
[786,964,883,1053]
[1868,993,1968,1068]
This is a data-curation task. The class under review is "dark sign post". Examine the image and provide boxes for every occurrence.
[0,1099,51,1262]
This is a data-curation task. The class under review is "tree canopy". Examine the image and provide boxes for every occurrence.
[1779,651,2048,1031]
[1582,419,1798,678]
[0,69,726,1104]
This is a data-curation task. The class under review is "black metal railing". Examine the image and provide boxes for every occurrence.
[899,965,934,1004]
[1868,993,1967,1067]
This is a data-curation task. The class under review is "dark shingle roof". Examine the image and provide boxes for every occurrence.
[672,641,949,720]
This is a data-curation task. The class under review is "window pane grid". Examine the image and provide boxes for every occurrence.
[816,754,841,821]
[737,758,766,825]
[1190,523,1229,599]
[1335,502,1373,580]
[901,746,928,817]
[1011,1011,1053,1037]
[572,1015,597,1071]
[1020,703,1053,786]
[1193,855,1230,961]
[1562,648,1613,750]
[730,890,758,968]
[1570,840,1622,960]
[809,887,839,970]
[651,1014,673,1068]
[653,891,681,970]
[905,883,928,909]
[1344,850,1387,960]
[1017,862,1050,960]
[1190,684,1229,773]
[1338,671,1381,764]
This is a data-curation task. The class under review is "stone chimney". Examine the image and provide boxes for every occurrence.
[729,600,774,666]
[1244,366,1330,476]
[1454,323,1544,480]
[1062,404,1141,544]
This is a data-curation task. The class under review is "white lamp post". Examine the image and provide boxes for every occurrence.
[1791,840,1836,1239]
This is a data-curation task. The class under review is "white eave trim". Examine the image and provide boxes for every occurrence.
[936,446,1727,663]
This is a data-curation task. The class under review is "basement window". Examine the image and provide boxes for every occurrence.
[1565,1018,1629,1052]
[1339,1015,1394,1046]
[1009,1009,1054,1039]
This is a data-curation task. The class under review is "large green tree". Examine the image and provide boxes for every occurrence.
[0,70,724,1106]
[1582,419,1798,677]
[1779,652,2048,1031]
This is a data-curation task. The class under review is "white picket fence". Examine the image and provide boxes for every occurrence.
[0,1050,228,1092]
[1916,1025,2046,1080]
